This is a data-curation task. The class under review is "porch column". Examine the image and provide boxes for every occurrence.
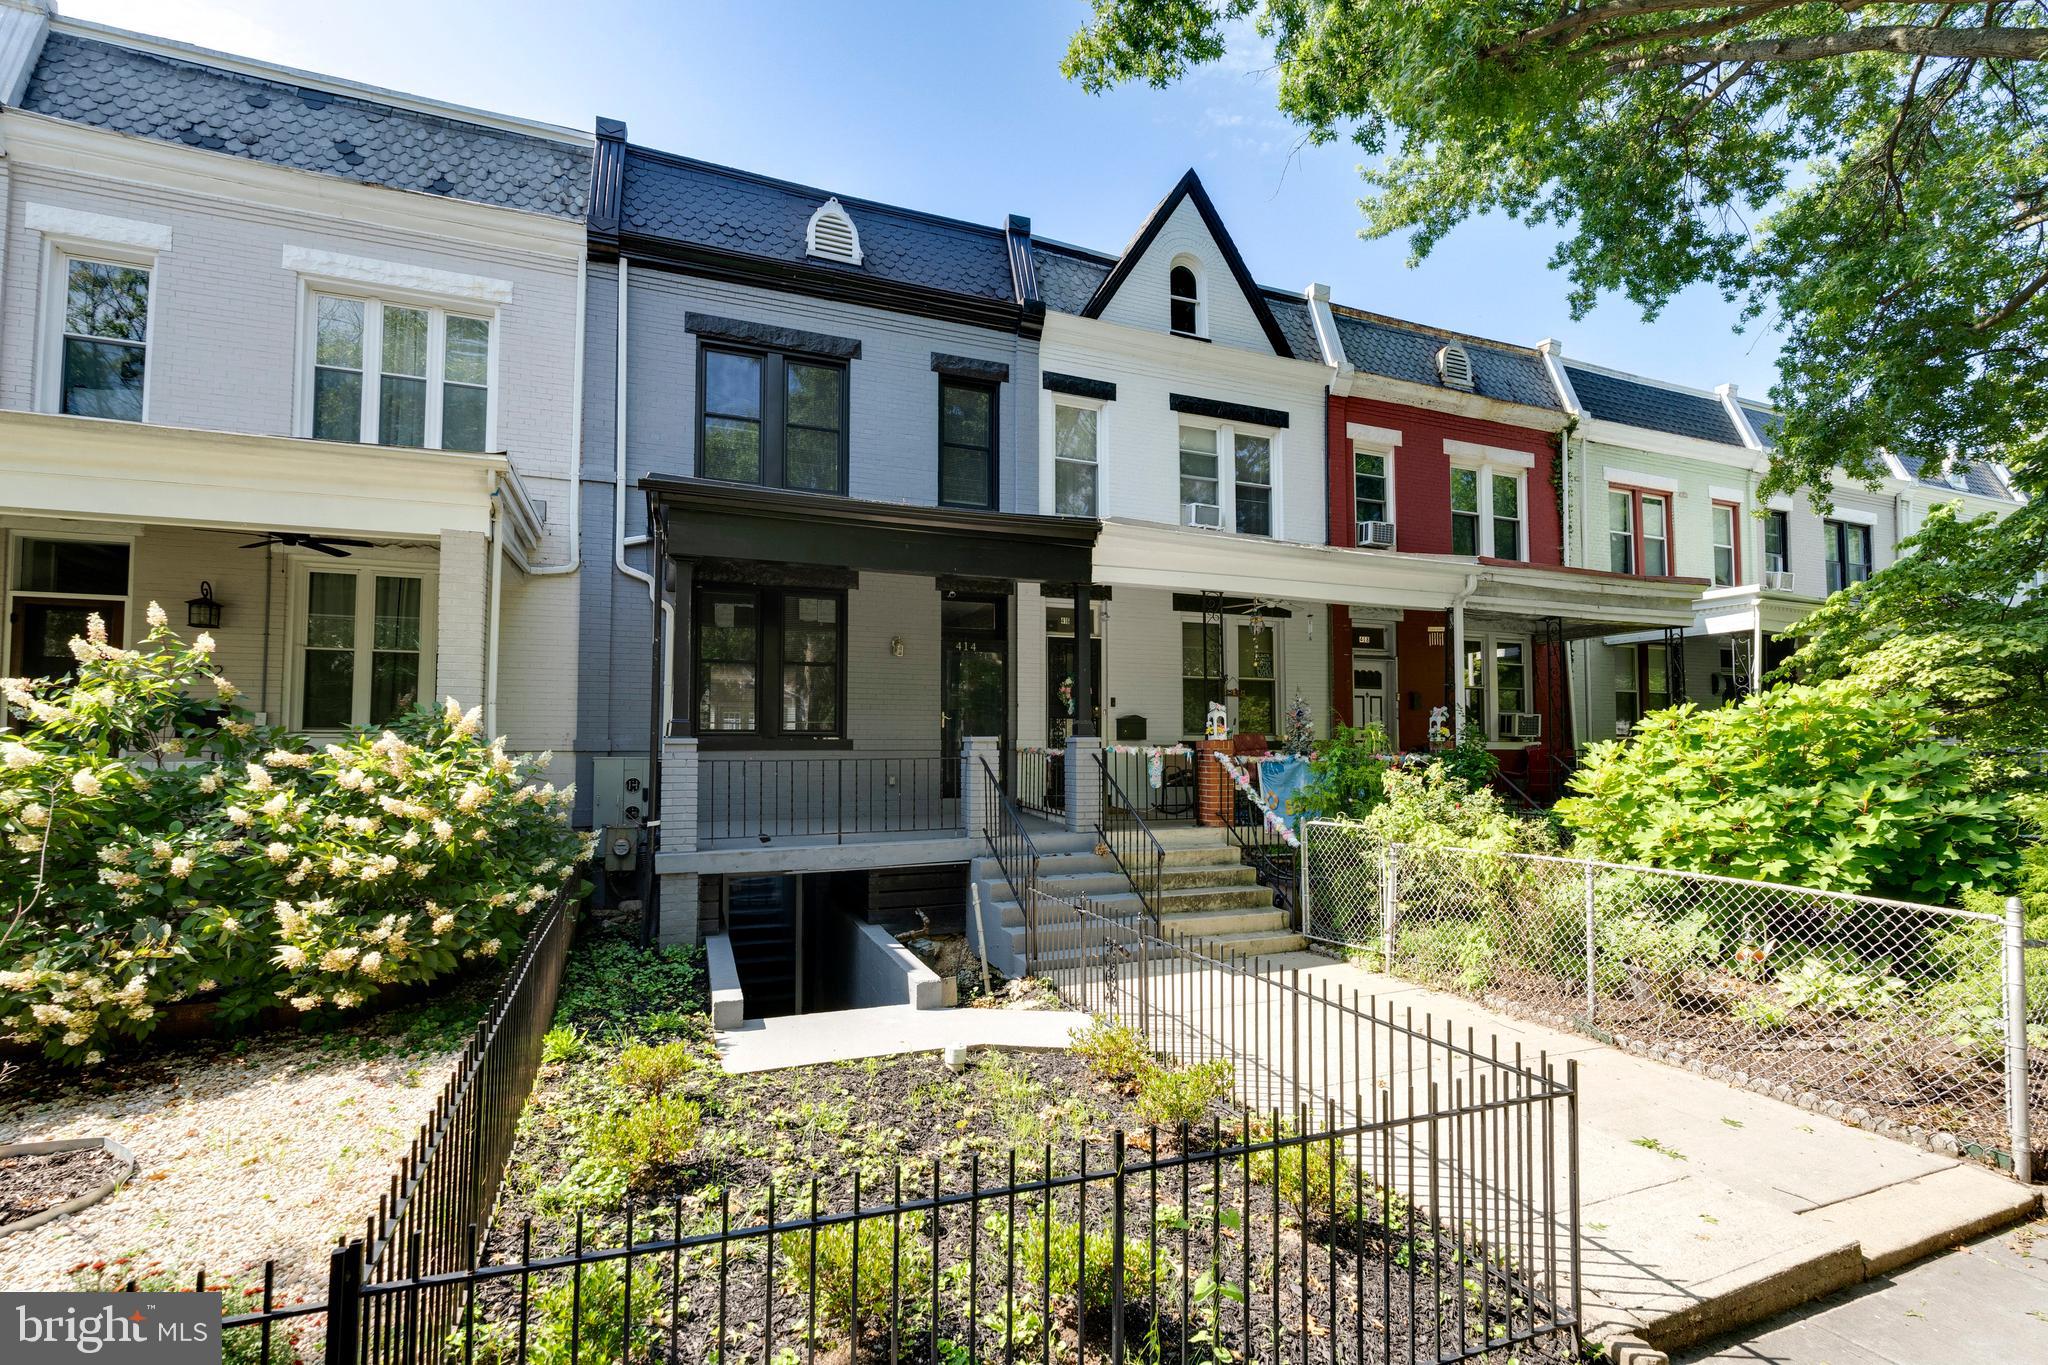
[436,528,490,715]
[1064,733,1103,834]
[1751,621,1764,694]
[960,734,1001,838]
[1449,595,1468,740]
[1072,584,1096,737]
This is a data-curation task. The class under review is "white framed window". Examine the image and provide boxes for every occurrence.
[1178,419,1279,536]
[304,292,493,451]
[1354,445,1392,526]
[1052,401,1100,516]
[1460,631,1531,742]
[1710,501,1740,587]
[1169,256,1203,337]
[1450,464,1526,559]
[47,250,154,422]
[289,564,436,731]
[1611,645,1640,735]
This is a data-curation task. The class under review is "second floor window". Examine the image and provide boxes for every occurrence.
[1452,466,1525,559]
[312,295,491,451]
[61,257,150,421]
[1178,423,1275,534]
[1053,402,1099,515]
[1764,509,1791,574]
[1235,433,1271,536]
[1825,519,1872,592]
[699,346,846,493]
[1355,449,1389,526]
[939,377,998,509]
[1711,501,1740,587]
[1609,487,1670,576]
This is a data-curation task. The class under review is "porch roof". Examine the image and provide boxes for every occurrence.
[642,476,1098,583]
[1470,559,1708,640]
[0,409,514,544]
[1604,581,1819,646]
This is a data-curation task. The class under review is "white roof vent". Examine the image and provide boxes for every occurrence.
[806,197,863,265]
[1436,343,1475,392]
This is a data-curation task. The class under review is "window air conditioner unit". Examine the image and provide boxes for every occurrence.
[1614,719,1634,738]
[1506,712,1542,741]
[1183,501,1222,529]
[1764,570,1793,591]
[1356,520,1397,549]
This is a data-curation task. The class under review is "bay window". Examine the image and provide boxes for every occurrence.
[1052,402,1099,515]
[295,567,432,730]
[309,294,492,450]
[1824,519,1872,592]
[698,345,847,493]
[693,587,845,742]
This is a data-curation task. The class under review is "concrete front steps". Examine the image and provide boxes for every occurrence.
[965,823,1306,979]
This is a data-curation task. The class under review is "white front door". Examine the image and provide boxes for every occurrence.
[1351,651,1396,735]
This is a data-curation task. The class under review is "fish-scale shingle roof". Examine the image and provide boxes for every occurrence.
[1333,309,1562,411]
[620,149,1017,302]
[20,31,588,220]
[1032,244,1111,314]
[1262,293,1322,363]
[1566,365,1743,445]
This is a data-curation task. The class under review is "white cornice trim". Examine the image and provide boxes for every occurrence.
[1708,484,1746,504]
[1347,422,1402,448]
[25,200,171,250]
[1334,367,1570,432]
[1604,466,1680,494]
[50,17,591,146]
[282,244,514,304]
[1444,439,1535,470]
[1715,384,1768,452]
[1581,417,1765,469]
[0,112,585,259]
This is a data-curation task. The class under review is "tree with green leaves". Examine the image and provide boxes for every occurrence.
[1063,3,2048,500]
[1785,499,2048,776]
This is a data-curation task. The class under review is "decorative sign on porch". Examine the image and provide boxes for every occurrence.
[1205,700,1229,739]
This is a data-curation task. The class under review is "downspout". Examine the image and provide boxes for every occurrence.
[485,520,505,736]
[1449,571,1481,739]
[1538,340,1591,750]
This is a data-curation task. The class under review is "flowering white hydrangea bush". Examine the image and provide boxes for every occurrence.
[1,609,589,1064]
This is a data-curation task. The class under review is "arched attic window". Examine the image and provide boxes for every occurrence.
[1169,257,1202,337]
[806,197,863,265]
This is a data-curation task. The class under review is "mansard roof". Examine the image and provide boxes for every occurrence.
[1564,364,1746,445]
[21,29,589,220]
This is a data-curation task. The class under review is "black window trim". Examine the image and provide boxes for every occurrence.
[1764,508,1791,572]
[1823,517,1873,591]
[937,372,1000,511]
[691,583,850,749]
[694,341,850,495]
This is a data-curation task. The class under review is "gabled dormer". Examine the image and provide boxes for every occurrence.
[1080,170,1295,358]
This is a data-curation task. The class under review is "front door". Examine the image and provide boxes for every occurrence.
[9,598,127,683]
[1351,654,1396,733]
[941,593,1007,797]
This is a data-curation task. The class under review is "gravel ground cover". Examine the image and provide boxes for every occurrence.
[459,935,1571,1364]
[0,983,491,1298]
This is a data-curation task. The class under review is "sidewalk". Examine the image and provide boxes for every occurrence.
[1176,951,2040,1359]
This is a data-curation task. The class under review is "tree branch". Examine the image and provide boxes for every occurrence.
[1971,266,2048,332]
[1611,24,2048,73]
[1486,0,1739,58]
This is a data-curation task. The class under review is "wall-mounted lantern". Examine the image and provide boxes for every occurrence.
[186,581,224,629]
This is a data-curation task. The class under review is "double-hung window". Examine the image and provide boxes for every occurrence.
[1235,623,1276,734]
[1710,501,1741,587]
[1764,510,1791,576]
[296,567,432,730]
[1612,646,1641,734]
[1052,402,1100,515]
[1178,425,1221,527]
[1451,459,1526,560]
[693,587,845,741]
[939,377,997,508]
[1609,487,1671,576]
[1233,433,1271,535]
[1459,631,1531,741]
[59,257,151,421]
[1824,519,1872,592]
[310,295,492,450]
[699,346,847,493]
[1179,420,1277,534]
[1354,448,1389,526]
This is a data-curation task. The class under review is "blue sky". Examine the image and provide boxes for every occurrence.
[71,0,1783,396]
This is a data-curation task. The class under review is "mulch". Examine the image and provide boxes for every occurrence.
[0,1146,125,1225]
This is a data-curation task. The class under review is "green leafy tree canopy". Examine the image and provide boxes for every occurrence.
[1063,3,2048,499]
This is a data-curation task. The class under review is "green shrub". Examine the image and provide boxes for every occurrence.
[1068,1019,1151,1085]
[0,612,587,1064]
[611,1039,698,1096]
[470,1260,652,1365]
[987,1207,1167,1313]
[585,1092,702,1191]
[1294,723,1392,820]
[1134,1058,1235,1129]
[1731,995,1795,1032]
[1556,678,2014,904]
[1398,920,1496,994]
[1774,954,1904,1018]
[1357,760,1546,858]
[779,1213,933,1346]
[540,1024,589,1064]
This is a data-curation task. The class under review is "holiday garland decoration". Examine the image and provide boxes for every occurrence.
[1213,751,1301,848]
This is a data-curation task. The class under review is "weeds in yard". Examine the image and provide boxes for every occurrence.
[611,1040,698,1096]
[1069,1019,1152,1085]
[71,1258,303,1365]
[777,1212,934,1347]
[469,1260,654,1365]
[1134,1059,1235,1130]
[586,1093,703,1193]
[541,1025,589,1064]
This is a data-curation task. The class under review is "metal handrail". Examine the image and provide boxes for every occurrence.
[977,753,1042,962]
[1212,751,1302,922]
[1096,749,1164,923]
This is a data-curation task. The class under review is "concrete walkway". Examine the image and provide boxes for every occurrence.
[1678,1217,2048,1363]
[1152,950,2039,1360]
[714,1003,1089,1073]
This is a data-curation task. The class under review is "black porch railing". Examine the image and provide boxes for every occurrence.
[978,753,1043,959]
[1212,751,1304,921]
[1010,744,1063,818]
[699,755,956,843]
[1096,749,1164,921]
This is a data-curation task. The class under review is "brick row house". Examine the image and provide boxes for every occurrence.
[1,9,2023,1003]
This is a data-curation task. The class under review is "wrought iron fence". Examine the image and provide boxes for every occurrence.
[1010,744,1063,818]
[1096,749,1164,920]
[1213,751,1303,918]
[1299,819,2044,1180]
[1103,745,1198,822]
[699,755,956,843]
[979,754,1042,956]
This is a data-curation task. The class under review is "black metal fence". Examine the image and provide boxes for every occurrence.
[699,755,956,843]
[1010,744,1063,818]
[1095,750,1164,921]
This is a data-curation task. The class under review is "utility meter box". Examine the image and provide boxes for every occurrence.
[591,757,649,872]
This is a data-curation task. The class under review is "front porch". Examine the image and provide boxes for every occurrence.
[0,411,540,743]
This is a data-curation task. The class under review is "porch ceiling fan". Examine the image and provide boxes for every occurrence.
[238,531,376,558]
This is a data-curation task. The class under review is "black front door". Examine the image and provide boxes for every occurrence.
[941,593,1007,797]
[10,598,126,683]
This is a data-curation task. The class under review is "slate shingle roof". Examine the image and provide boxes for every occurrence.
[1333,308,1563,411]
[621,149,1016,302]
[1263,293,1322,363]
[1736,400,1782,448]
[1565,365,1743,445]
[1032,244,1110,314]
[20,31,588,220]
[1890,452,2017,501]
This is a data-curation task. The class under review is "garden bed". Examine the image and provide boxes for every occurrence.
[469,936,1573,1363]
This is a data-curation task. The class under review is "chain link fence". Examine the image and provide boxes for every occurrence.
[1300,820,2044,1180]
